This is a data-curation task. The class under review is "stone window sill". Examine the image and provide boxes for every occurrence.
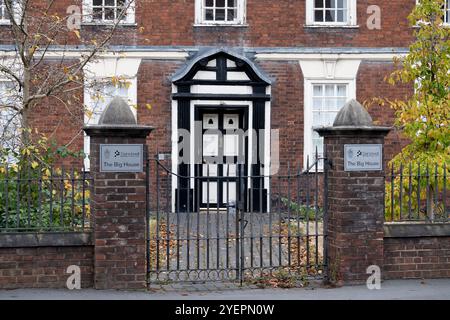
[82,22,137,27]
[304,24,360,29]
[193,23,249,28]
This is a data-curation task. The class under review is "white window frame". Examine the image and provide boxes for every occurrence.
[195,0,246,26]
[0,1,21,25]
[0,0,9,24]
[0,79,21,160]
[82,0,135,25]
[306,0,357,26]
[303,79,356,170]
[446,0,450,24]
[415,0,450,26]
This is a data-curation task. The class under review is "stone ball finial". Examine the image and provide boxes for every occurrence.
[98,96,137,125]
[333,99,373,127]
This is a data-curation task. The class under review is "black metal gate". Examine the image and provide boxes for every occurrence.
[146,156,328,285]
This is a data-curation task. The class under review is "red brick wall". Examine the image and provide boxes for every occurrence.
[258,60,304,173]
[384,237,450,279]
[0,0,416,48]
[0,246,94,289]
[138,61,183,158]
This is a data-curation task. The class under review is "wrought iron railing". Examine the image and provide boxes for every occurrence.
[0,166,92,232]
[385,163,449,222]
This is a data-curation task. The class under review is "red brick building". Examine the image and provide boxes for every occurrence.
[0,0,424,211]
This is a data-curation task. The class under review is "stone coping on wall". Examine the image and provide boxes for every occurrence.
[83,125,154,138]
[0,232,93,248]
[384,222,450,238]
[314,126,392,137]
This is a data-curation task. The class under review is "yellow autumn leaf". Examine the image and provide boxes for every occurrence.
[146,104,152,110]
[73,30,81,39]
[31,161,39,169]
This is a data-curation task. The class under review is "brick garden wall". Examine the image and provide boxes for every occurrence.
[0,233,94,289]
[384,237,450,279]
[383,225,450,279]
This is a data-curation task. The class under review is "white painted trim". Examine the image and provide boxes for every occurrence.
[171,84,178,213]
[264,87,271,210]
[191,85,252,94]
[1,51,188,60]
[300,59,361,79]
[256,53,405,61]
[0,50,404,62]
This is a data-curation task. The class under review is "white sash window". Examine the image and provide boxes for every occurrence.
[306,0,357,26]
[83,0,135,24]
[195,0,246,25]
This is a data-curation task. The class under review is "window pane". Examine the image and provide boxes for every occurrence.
[105,0,114,6]
[315,0,324,8]
[337,10,344,22]
[446,0,449,23]
[105,7,114,20]
[324,98,335,109]
[228,0,235,7]
[337,84,346,96]
[205,0,214,7]
[313,98,322,110]
[312,113,322,126]
[216,0,226,7]
[314,10,324,22]
[93,7,103,20]
[337,0,345,9]
[227,9,235,21]
[205,9,214,20]
[93,0,103,6]
[325,0,333,9]
[325,10,335,22]
[325,84,334,96]
[215,8,225,20]
[0,81,14,105]
[337,98,347,109]
[313,85,323,96]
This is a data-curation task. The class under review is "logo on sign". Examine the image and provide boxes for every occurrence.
[104,149,111,160]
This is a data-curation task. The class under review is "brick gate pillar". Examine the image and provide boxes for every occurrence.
[315,100,391,285]
[84,97,153,290]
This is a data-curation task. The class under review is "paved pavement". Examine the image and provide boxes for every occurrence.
[1,279,450,300]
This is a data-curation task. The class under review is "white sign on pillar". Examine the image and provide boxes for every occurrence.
[344,144,383,172]
[100,144,144,172]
